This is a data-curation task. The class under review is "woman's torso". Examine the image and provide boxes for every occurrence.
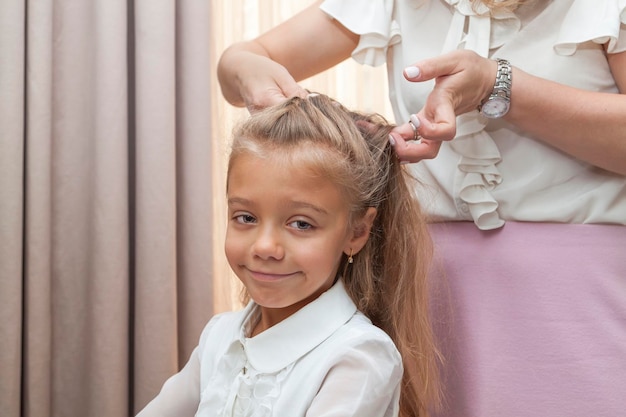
[322,0,626,228]
[396,0,625,227]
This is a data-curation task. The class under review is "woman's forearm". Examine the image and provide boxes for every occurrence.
[507,66,626,175]
[217,1,358,110]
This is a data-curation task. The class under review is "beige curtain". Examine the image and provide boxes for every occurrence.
[0,1,214,416]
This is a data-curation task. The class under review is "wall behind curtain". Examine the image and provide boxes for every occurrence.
[209,0,391,312]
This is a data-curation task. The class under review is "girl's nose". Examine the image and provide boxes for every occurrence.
[252,226,285,260]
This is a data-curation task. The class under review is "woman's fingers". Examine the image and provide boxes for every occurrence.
[389,127,442,163]
[406,50,496,112]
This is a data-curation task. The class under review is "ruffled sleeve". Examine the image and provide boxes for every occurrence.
[554,0,626,55]
[320,0,400,66]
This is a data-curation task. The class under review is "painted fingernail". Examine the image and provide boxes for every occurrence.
[410,114,421,129]
[404,66,420,78]
[388,134,396,146]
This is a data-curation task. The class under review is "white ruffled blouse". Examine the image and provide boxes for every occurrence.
[136,280,403,417]
[321,0,626,230]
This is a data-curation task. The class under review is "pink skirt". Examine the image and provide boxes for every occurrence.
[428,221,626,417]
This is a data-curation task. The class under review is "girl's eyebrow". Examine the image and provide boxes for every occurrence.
[228,196,329,215]
[227,197,251,207]
[287,201,329,215]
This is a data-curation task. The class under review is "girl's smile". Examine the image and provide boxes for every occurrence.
[244,268,300,282]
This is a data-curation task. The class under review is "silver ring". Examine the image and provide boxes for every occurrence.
[408,120,420,141]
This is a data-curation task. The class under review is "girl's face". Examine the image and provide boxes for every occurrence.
[225,152,365,327]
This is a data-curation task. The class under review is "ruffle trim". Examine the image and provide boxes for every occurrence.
[450,112,504,230]
[554,0,626,55]
[443,0,520,54]
[320,0,400,66]
[233,364,293,417]
[197,342,294,417]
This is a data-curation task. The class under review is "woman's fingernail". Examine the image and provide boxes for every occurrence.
[400,160,410,165]
[410,114,421,129]
[404,66,420,78]
[388,134,396,146]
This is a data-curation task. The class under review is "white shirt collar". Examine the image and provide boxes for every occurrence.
[240,280,357,373]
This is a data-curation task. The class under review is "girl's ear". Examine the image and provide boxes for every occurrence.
[345,207,377,256]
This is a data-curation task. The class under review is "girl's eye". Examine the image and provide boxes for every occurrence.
[234,214,256,224]
[289,220,313,230]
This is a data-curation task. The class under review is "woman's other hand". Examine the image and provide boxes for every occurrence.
[218,49,308,113]
[391,50,495,163]
[393,48,626,174]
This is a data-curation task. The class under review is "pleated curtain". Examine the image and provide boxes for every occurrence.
[0,1,214,415]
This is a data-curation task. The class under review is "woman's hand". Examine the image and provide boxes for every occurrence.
[390,50,496,163]
[217,0,358,113]
[218,48,308,113]
[388,116,443,164]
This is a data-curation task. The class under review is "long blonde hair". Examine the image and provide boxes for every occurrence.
[229,94,441,416]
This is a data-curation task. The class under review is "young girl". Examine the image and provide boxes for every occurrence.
[136,94,441,417]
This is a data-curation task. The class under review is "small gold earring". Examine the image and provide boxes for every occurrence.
[348,249,354,264]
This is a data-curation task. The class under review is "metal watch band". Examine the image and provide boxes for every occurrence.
[492,58,512,101]
[479,58,512,116]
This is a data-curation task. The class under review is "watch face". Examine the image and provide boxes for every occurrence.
[481,97,510,119]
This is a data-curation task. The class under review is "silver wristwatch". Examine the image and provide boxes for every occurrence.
[479,58,512,119]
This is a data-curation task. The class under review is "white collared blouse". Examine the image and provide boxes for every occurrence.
[137,280,402,417]
[321,0,626,230]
